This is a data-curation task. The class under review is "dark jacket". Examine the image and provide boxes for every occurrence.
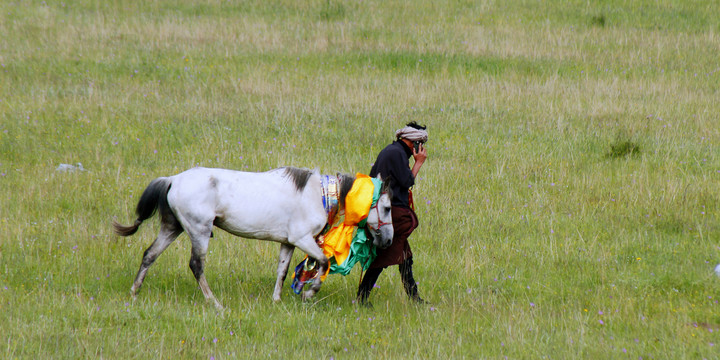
[369,140,414,208]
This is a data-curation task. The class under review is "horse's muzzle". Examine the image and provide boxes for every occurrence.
[379,237,392,249]
[371,226,394,249]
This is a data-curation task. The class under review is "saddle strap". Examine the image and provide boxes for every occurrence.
[321,175,339,217]
[317,175,340,243]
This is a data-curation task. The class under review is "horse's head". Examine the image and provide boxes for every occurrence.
[366,177,393,249]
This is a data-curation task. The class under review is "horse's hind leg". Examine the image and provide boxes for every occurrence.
[131,224,182,298]
[187,228,224,311]
[273,243,295,302]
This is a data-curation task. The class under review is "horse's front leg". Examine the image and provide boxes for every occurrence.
[303,257,328,301]
[273,243,295,302]
[291,235,328,301]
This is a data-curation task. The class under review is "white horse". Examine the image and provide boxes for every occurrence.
[113,167,393,310]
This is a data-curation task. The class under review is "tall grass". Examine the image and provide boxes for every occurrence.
[2,0,719,358]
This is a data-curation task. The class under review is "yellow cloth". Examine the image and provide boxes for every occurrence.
[320,173,375,280]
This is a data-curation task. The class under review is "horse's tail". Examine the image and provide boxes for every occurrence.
[113,177,172,237]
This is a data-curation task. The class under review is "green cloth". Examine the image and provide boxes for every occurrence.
[329,178,382,276]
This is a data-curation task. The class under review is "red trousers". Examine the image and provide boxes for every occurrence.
[369,206,418,269]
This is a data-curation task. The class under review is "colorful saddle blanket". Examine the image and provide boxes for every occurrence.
[291,173,382,294]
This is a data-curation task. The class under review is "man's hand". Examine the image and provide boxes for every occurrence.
[413,143,427,164]
[411,143,427,177]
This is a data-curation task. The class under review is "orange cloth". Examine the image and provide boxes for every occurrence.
[319,173,375,280]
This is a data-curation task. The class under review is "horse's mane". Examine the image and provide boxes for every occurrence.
[282,167,358,209]
[337,173,356,208]
[283,167,314,192]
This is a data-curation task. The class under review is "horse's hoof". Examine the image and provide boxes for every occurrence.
[272,289,282,302]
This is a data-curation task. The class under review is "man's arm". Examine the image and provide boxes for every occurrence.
[411,143,427,178]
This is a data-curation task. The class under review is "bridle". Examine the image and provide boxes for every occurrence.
[366,192,392,239]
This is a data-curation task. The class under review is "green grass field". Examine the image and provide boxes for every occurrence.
[2,0,720,358]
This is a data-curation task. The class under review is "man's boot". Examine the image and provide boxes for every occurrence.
[399,257,427,304]
[356,267,383,306]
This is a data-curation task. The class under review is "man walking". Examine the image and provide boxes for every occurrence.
[357,122,428,305]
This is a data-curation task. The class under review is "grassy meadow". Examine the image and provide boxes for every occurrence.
[2,0,720,358]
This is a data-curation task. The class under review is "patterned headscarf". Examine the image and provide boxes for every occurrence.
[395,126,428,142]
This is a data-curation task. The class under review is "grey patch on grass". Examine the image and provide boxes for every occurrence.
[56,163,86,172]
